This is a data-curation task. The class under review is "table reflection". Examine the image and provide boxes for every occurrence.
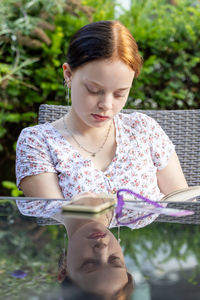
[1,199,200,300]
[52,209,134,299]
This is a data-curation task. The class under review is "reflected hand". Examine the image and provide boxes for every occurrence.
[71,192,114,207]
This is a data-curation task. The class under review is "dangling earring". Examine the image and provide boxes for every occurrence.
[63,233,67,257]
[64,79,71,107]
[117,225,121,243]
[66,87,70,107]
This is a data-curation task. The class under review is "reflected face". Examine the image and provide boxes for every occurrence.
[63,59,135,128]
[66,221,128,294]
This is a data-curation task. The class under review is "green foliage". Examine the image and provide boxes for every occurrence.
[112,222,200,277]
[0,202,67,299]
[120,0,200,109]
[2,181,23,196]
[0,219,64,299]
[1,0,200,194]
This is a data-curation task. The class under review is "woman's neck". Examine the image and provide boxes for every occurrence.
[66,107,113,138]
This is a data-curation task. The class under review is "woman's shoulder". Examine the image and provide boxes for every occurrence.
[17,123,56,146]
[19,123,54,138]
[117,111,156,129]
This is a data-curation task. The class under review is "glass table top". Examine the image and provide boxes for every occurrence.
[1,199,200,300]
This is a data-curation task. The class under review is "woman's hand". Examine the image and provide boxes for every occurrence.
[70,192,114,206]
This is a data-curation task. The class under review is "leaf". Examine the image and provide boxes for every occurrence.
[0,127,6,138]
[11,189,23,197]
[4,113,21,123]
[191,74,199,84]
[2,181,17,189]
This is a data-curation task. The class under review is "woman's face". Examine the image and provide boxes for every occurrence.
[66,221,128,295]
[63,59,135,128]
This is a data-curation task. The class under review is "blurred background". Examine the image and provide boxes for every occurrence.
[0,0,200,195]
[1,2,200,298]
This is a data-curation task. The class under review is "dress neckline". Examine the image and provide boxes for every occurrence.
[46,115,121,173]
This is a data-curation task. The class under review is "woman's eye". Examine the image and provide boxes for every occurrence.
[84,262,95,268]
[86,85,101,94]
[114,93,125,98]
[89,90,101,94]
[82,260,98,272]
[82,260,97,268]
[109,256,120,262]
[109,256,124,266]
[85,84,126,98]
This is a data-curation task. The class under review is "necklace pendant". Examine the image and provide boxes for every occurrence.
[92,153,96,157]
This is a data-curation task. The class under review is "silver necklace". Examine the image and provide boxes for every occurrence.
[118,225,121,243]
[63,116,112,157]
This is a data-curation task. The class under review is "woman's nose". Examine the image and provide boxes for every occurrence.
[93,240,108,252]
[98,94,113,110]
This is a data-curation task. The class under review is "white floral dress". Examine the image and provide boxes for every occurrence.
[15,112,175,229]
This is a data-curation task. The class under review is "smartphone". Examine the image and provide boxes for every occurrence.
[62,194,116,214]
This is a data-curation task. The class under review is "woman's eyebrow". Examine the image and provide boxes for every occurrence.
[116,87,130,91]
[84,79,102,87]
[79,265,125,275]
[85,80,131,91]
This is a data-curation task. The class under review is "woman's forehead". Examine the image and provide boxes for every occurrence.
[75,267,128,293]
[74,60,135,86]
[79,58,135,72]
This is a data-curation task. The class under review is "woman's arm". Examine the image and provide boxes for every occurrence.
[17,173,65,217]
[15,125,66,216]
[157,151,188,195]
[20,172,64,198]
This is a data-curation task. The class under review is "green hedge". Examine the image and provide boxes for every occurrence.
[0,0,200,195]
[119,0,200,109]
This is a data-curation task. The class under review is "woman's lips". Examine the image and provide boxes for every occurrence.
[92,114,109,121]
[88,231,107,239]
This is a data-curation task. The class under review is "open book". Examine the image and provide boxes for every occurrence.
[162,186,200,202]
[61,186,200,217]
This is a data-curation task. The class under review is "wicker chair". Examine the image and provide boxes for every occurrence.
[37,104,200,225]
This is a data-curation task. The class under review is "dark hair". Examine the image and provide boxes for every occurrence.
[61,276,103,300]
[60,272,134,300]
[67,20,142,77]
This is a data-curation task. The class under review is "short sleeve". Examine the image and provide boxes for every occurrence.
[15,125,57,189]
[16,198,65,217]
[140,113,175,170]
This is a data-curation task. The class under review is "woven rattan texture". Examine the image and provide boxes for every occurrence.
[38,104,200,224]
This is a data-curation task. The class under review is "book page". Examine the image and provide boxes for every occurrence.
[162,186,200,202]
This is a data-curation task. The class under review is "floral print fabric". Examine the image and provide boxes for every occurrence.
[15,112,175,229]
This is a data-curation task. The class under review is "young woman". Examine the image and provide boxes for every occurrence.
[15,20,188,229]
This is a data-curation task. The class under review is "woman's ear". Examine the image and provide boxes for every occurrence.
[57,267,68,282]
[63,63,72,88]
